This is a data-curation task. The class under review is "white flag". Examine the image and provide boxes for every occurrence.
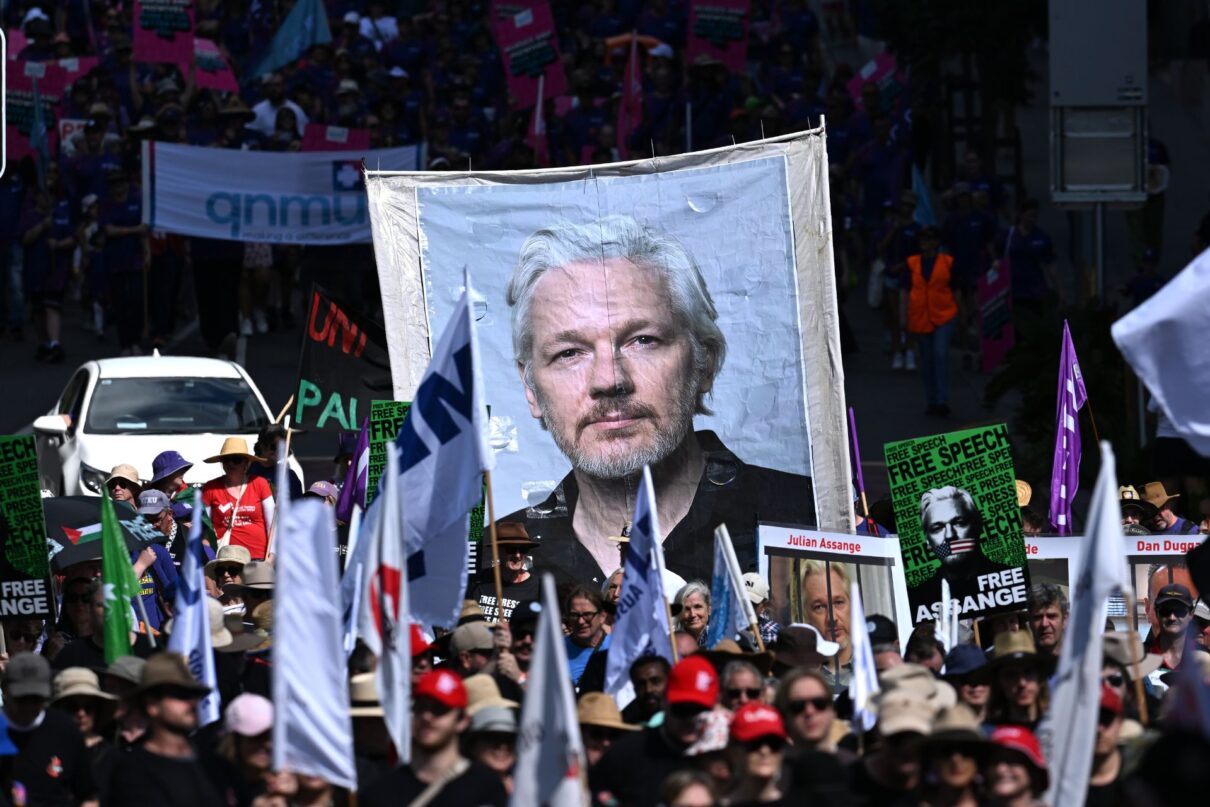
[166,510,219,726]
[390,271,493,629]
[704,525,755,648]
[511,574,589,807]
[1112,247,1210,456]
[848,581,879,732]
[604,466,675,700]
[355,445,411,762]
[1043,442,1131,807]
[272,498,356,789]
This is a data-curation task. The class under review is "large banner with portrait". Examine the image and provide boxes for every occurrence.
[885,424,1031,625]
[364,129,851,587]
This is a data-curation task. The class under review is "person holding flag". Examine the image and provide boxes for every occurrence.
[166,505,221,730]
[102,489,147,665]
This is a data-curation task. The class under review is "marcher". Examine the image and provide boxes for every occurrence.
[564,586,611,688]
[902,225,958,416]
[742,572,781,645]
[673,581,712,646]
[775,668,838,753]
[987,632,1050,730]
[941,644,992,723]
[1118,485,1157,529]
[578,692,640,765]
[1142,482,1201,534]
[204,545,253,610]
[49,666,118,789]
[358,670,507,806]
[200,438,274,559]
[848,694,933,802]
[464,706,518,794]
[108,653,225,806]
[1086,686,1126,807]
[105,464,142,503]
[52,580,155,671]
[1151,583,1195,676]
[210,693,274,805]
[986,726,1050,807]
[1027,584,1069,659]
[918,705,987,807]
[724,702,788,804]
[622,654,670,725]
[466,523,542,622]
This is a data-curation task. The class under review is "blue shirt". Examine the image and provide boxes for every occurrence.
[131,543,179,631]
[1162,517,1199,535]
[566,632,610,686]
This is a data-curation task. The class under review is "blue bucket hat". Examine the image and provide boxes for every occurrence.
[150,450,193,485]
[943,643,989,680]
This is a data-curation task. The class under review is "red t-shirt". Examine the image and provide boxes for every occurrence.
[201,476,273,559]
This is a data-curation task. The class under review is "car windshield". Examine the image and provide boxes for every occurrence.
[85,377,269,435]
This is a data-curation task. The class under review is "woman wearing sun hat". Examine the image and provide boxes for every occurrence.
[51,666,119,791]
[919,704,989,807]
[200,438,274,559]
[986,631,1051,730]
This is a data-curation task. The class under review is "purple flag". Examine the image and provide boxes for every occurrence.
[335,418,369,523]
[1049,321,1088,534]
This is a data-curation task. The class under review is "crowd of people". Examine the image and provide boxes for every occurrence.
[0,423,1206,805]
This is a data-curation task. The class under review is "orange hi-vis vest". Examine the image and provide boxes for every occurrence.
[906,253,958,334]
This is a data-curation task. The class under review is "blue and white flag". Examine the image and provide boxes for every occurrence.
[252,0,332,76]
[166,510,219,726]
[356,445,411,762]
[848,581,879,732]
[273,498,356,788]
[1043,442,1131,807]
[511,574,588,807]
[605,466,675,702]
[704,525,752,648]
[385,272,493,630]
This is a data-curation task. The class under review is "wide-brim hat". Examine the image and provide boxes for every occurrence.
[106,464,142,490]
[204,437,266,464]
[219,602,272,653]
[770,624,840,673]
[1118,486,1158,520]
[576,692,638,733]
[221,561,274,597]
[219,98,256,122]
[349,672,384,717]
[464,674,518,715]
[1102,632,1162,679]
[133,652,210,696]
[51,667,118,721]
[987,631,1052,674]
[150,450,193,485]
[494,522,538,549]
[205,545,252,577]
[924,704,988,753]
[1142,481,1179,511]
[695,639,773,675]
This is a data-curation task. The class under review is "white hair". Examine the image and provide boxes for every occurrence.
[920,486,980,526]
[505,215,727,415]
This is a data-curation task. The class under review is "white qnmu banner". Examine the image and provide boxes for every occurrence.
[364,128,854,583]
[142,141,420,245]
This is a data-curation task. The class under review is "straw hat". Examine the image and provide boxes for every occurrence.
[925,704,988,750]
[52,667,118,709]
[1015,480,1032,508]
[106,464,142,490]
[577,692,639,733]
[350,672,384,717]
[987,631,1052,675]
[205,545,252,577]
[1118,486,1158,520]
[221,561,275,597]
[204,437,266,465]
[695,639,773,675]
[1141,481,1179,511]
[463,674,518,715]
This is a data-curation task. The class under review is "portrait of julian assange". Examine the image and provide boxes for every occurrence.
[500,215,816,586]
[912,485,1016,611]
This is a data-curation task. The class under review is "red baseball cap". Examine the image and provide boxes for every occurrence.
[413,670,467,709]
[989,725,1049,793]
[1100,683,1123,715]
[730,702,787,743]
[666,656,719,708]
[411,624,432,656]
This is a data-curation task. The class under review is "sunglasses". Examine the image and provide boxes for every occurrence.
[668,703,709,720]
[1159,605,1190,619]
[726,688,762,701]
[743,736,786,753]
[59,698,97,713]
[7,630,39,643]
[1098,708,1119,727]
[158,686,202,702]
[221,457,248,466]
[566,611,599,623]
[64,594,92,606]
[214,565,242,578]
[1102,672,1125,688]
[582,726,623,743]
[788,696,832,714]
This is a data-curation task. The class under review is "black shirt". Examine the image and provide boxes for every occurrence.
[6,709,95,807]
[50,634,154,671]
[359,760,507,807]
[466,574,541,622]
[846,755,917,807]
[109,747,225,807]
[504,431,815,585]
[589,727,689,807]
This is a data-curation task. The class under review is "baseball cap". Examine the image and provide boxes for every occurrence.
[989,725,1049,791]
[1155,584,1194,609]
[414,670,467,710]
[225,693,273,736]
[729,702,787,743]
[942,644,989,679]
[3,652,52,699]
[450,622,494,655]
[1100,683,1123,716]
[866,614,898,646]
[136,488,171,515]
[469,706,518,735]
[666,656,719,709]
[742,573,769,604]
[305,480,339,500]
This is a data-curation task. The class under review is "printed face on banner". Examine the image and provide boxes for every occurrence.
[416,157,815,585]
[884,424,1031,625]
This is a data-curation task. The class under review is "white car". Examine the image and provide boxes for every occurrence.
[33,355,303,496]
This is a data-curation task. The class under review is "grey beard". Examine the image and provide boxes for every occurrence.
[538,375,700,481]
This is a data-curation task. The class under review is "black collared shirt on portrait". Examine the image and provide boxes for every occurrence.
[503,431,816,586]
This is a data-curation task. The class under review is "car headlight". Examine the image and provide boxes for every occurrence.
[80,464,108,494]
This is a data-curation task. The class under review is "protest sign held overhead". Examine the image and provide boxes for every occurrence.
[489,0,568,109]
[294,285,392,433]
[884,424,1031,625]
[365,128,851,588]
[366,400,411,503]
[686,0,751,73]
[0,435,53,619]
[192,38,238,93]
[134,0,195,63]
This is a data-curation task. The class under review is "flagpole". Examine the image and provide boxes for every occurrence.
[265,417,293,558]
[1085,393,1102,445]
[135,596,158,649]
[1121,591,1149,725]
[666,597,680,664]
[484,470,505,622]
[848,407,878,536]
[274,394,295,424]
